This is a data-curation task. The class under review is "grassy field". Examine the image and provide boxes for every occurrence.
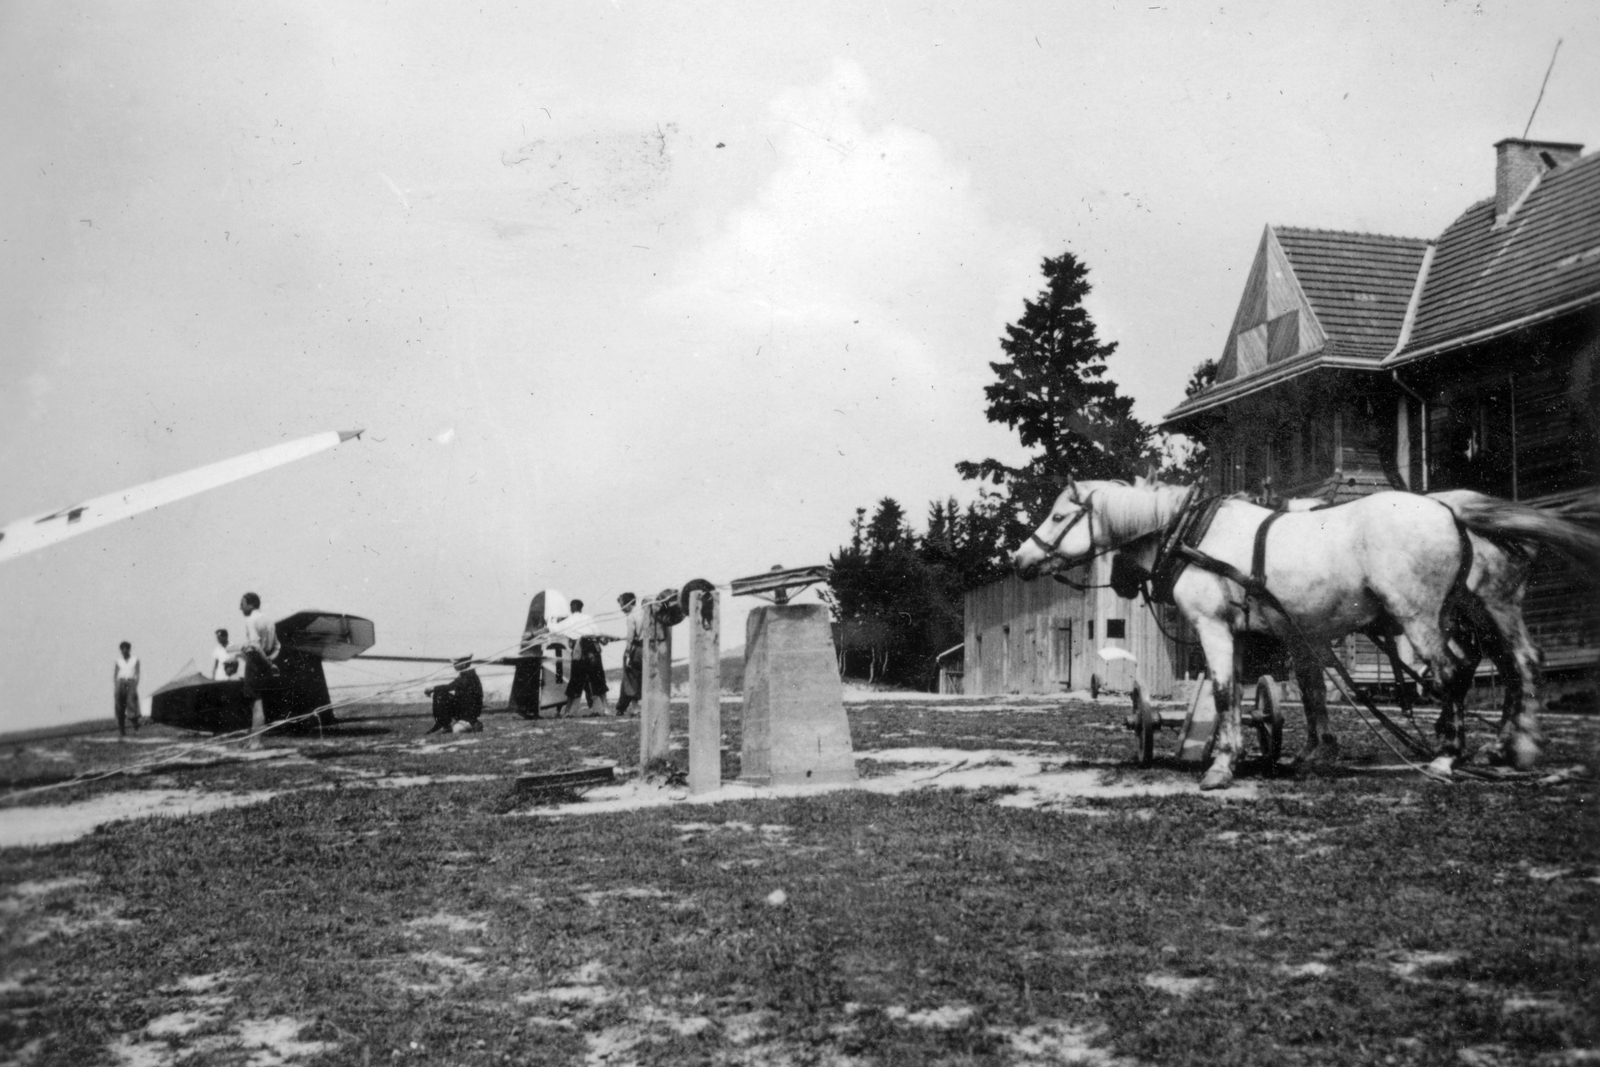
[0,694,1595,1066]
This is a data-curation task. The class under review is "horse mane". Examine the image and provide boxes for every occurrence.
[1081,479,1193,546]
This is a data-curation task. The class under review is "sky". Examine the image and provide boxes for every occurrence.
[2,0,1597,732]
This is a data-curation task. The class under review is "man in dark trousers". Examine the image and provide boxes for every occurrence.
[113,641,141,736]
[227,592,279,749]
[614,592,644,717]
[555,599,612,718]
[426,656,484,734]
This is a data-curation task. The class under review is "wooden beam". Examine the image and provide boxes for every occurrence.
[640,602,672,766]
[687,589,721,795]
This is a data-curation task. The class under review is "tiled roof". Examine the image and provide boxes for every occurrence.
[1391,150,1600,362]
[1273,228,1429,361]
[1162,226,1427,427]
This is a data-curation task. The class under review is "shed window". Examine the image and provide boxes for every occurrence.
[1105,619,1127,640]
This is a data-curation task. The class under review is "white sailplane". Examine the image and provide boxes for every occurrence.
[0,429,362,564]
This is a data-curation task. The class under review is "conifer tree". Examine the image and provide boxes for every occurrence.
[957,251,1158,538]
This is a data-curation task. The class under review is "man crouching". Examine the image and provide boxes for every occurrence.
[426,656,484,734]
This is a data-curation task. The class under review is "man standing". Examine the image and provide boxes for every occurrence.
[113,641,141,736]
[211,629,241,681]
[614,592,644,717]
[425,656,484,734]
[554,598,612,718]
[228,592,279,749]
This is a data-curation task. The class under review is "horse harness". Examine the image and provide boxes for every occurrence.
[1124,491,1477,761]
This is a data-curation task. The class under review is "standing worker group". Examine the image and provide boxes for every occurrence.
[113,641,141,736]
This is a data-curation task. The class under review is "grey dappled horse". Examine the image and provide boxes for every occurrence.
[1012,479,1600,790]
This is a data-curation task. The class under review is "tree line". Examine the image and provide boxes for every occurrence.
[828,249,1214,689]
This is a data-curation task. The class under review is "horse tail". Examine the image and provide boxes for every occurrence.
[1431,489,1600,573]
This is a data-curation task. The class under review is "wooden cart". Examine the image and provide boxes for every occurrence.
[1125,633,1286,767]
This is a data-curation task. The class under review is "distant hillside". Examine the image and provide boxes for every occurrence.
[605,649,747,693]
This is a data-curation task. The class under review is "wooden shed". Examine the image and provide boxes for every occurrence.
[963,555,1186,698]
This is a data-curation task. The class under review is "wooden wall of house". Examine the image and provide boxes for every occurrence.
[1411,327,1597,678]
[1205,379,1397,502]
[964,558,1184,698]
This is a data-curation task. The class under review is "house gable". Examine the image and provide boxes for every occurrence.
[1215,227,1327,384]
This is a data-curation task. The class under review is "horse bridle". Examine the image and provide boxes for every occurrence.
[1027,489,1095,562]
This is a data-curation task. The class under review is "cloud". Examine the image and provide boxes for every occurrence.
[648,58,1039,473]
[662,60,1028,348]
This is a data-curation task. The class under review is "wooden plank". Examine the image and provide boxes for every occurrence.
[514,766,615,797]
[729,565,831,598]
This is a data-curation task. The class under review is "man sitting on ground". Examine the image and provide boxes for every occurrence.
[426,656,484,734]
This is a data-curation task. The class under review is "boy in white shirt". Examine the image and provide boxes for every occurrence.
[211,628,241,681]
[113,641,141,736]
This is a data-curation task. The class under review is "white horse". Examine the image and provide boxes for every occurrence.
[1012,479,1599,790]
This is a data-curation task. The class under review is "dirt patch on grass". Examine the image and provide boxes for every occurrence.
[404,912,488,934]
[0,789,281,848]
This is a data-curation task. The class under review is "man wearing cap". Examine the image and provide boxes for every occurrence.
[227,592,279,749]
[426,656,484,734]
[614,592,645,717]
[113,641,141,736]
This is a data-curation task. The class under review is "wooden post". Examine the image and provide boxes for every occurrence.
[640,602,672,767]
[687,589,721,795]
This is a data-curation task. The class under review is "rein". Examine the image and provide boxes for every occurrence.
[1030,492,1122,591]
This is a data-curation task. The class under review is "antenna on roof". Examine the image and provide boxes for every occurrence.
[1521,37,1562,140]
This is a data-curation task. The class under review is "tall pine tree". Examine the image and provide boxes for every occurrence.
[957,251,1157,540]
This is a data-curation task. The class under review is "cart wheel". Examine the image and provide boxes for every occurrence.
[1132,683,1157,766]
[1254,675,1284,763]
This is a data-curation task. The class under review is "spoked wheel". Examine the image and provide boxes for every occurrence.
[1130,682,1158,766]
[1253,675,1285,764]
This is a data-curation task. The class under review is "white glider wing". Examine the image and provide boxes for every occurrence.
[0,429,362,564]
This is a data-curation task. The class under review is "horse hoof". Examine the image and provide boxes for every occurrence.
[1422,756,1455,783]
[1293,742,1338,767]
[1199,767,1234,791]
[1510,734,1541,771]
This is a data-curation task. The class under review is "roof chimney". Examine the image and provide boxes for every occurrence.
[1495,137,1583,218]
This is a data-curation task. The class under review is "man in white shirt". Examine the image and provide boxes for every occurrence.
[551,598,612,718]
[227,592,279,748]
[211,628,241,681]
[113,641,141,736]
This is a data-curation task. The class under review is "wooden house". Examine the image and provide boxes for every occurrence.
[1382,138,1599,678]
[1160,227,1430,502]
[1162,137,1598,687]
[962,555,1187,698]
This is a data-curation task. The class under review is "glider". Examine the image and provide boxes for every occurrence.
[0,429,362,564]
[151,611,376,733]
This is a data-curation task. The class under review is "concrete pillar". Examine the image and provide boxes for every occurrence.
[740,604,856,787]
[640,602,672,766]
[687,589,721,795]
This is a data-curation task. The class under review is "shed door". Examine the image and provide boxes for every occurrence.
[1051,619,1072,688]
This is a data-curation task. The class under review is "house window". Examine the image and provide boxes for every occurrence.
[1430,380,1514,495]
[1105,619,1127,640]
[1087,620,1095,640]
